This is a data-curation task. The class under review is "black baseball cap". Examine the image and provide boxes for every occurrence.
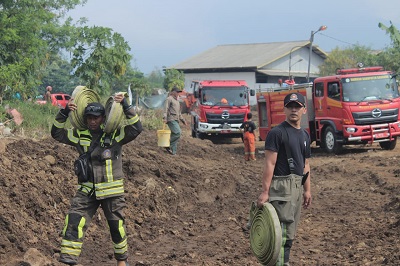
[284,93,306,107]
[171,86,182,93]
[84,102,105,116]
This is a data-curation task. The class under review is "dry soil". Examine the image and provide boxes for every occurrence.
[0,118,399,266]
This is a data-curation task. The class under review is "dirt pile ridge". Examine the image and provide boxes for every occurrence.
[0,125,399,265]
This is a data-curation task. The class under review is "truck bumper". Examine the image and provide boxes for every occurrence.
[198,122,242,134]
[345,122,400,142]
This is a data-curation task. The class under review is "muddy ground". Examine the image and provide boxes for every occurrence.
[0,117,399,266]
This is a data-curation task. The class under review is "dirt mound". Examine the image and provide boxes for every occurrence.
[0,126,399,265]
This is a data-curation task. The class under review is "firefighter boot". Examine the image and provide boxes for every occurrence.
[59,255,78,265]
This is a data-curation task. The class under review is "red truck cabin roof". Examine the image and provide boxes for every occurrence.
[315,67,391,82]
[197,80,247,87]
[336,66,384,75]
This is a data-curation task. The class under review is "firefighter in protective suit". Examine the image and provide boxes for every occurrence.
[240,112,257,161]
[51,93,142,266]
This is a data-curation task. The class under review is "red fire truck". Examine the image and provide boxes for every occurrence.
[183,80,255,140]
[257,66,400,154]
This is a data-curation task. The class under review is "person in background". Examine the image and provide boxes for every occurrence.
[163,86,187,155]
[257,92,311,266]
[51,93,142,266]
[220,98,229,105]
[45,86,52,103]
[240,112,257,161]
[203,93,216,105]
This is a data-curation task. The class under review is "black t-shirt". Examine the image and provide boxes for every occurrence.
[264,121,311,176]
[240,121,257,133]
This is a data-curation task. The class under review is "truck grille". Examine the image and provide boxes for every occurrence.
[206,113,246,124]
[352,108,398,125]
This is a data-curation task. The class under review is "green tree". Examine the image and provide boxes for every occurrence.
[375,48,400,73]
[163,68,184,91]
[130,77,151,109]
[146,67,164,89]
[378,21,400,73]
[40,54,81,95]
[378,21,400,48]
[0,0,87,100]
[319,45,379,76]
[0,0,133,100]
[68,25,132,96]
[109,64,139,93]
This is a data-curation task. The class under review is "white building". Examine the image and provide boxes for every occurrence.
[170,40,327,103]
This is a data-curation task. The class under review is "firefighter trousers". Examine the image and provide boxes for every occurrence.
[243,131,256,160]
[59,191,128,264]
[270,174,303,266]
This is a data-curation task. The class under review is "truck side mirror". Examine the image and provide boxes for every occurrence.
[250,89,255,96]
[194,91,199,98]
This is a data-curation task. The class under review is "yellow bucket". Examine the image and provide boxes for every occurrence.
[157,125,171,147]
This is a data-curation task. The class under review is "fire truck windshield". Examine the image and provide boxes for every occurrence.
[341,75,399,102]
[201,87,248,106]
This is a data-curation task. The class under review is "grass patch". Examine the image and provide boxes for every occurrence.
[1,101,165,138]
[1,101,59,139]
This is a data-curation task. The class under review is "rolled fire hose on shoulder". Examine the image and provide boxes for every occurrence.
[249,202,282,266]
[103,92,129,134]
[69,86,101,130]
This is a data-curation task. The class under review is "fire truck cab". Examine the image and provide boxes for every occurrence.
[257,66,400,154]
[189,80,255,140]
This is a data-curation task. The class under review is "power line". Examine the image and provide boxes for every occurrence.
[318,32,356,46]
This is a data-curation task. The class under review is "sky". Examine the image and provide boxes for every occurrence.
[68,0,400,75]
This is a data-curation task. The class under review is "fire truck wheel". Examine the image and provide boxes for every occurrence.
[323,126,342,154]
[379,137,397,150]
[191,119,204,139]
[196,132,205,140]
[191,128,205,139]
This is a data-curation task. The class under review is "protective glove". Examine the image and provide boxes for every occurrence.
[121,97,133,111]
[59,104,70,118]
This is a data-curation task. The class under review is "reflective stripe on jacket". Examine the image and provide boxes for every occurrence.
[51,107,142,199]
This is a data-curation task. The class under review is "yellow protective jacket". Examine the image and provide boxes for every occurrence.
[51,107,142,199]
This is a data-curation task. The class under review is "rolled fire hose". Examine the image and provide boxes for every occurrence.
[249,202,282,266]
[69,86,101,130]
[104,92,129,134]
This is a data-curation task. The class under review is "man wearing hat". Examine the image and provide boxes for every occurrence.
[163,86,187,155]
[51,93,142,266]
[257,92,312,265]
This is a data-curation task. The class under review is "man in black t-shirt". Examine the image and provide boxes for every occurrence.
[257,92,312,265]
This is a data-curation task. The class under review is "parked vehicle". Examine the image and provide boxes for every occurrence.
[257,65,400,154]
[181,80,255,140]
[36,93,71,108]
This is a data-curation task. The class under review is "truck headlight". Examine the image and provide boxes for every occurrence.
[346,127,356,133]
[200,124,208,129]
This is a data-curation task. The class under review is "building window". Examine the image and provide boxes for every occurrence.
[256,72,268,83]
